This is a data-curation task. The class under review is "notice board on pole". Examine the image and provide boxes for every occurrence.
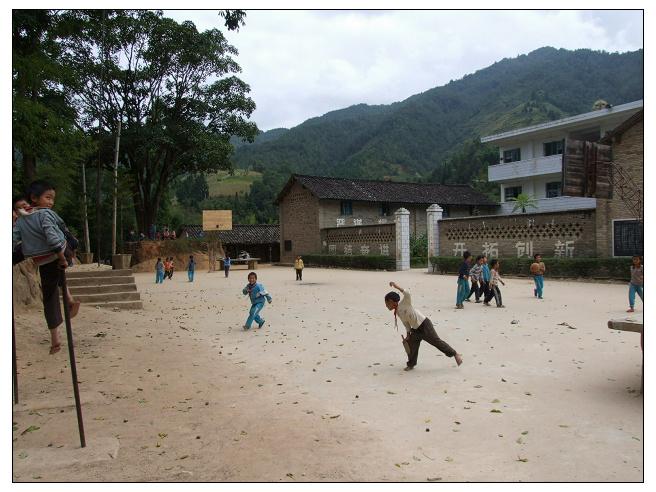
[202,210,233,231]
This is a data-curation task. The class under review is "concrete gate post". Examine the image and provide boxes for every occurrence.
[394,208,410,271]
[426,204,443,273]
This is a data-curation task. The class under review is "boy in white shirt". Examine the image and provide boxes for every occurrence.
[385,281,463,370]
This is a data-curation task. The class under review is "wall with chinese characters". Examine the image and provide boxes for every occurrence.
[320,223,396,258]
[438,209,597,258]
[317,200,476,236]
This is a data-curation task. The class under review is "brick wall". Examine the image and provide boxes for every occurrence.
[317,200,479,236]
[320,223,396,257]
[438,209,597,258]
[279,181,322,263]
[595,120,643,257]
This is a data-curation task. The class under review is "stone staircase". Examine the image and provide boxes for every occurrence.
[65,269,143,310]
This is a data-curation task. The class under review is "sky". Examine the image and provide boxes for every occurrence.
[164,10,643,132]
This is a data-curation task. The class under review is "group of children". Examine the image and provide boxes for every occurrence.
[154,257,177,283]
[455,252,509,308]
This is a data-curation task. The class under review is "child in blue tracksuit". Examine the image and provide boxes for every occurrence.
[456,251,472,309]
[155,257,165,284]
[187,255,196,282]
[242,271,272,330]
[481,255,491,301]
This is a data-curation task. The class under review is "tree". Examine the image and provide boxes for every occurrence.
[12,10,93,191]
[66,10,258,234]
[509,193,538,213]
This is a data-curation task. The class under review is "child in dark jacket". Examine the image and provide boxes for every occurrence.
[456,251,472,309]
[12,180,80,354]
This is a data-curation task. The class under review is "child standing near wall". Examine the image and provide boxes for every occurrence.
[187,255,196,282]
[224,254,231,278]
[242,271,272,330]
[466,255,484,303]
[155,257,164,284]
[295,255,304,281]
[456,251,472,309]
[530,253,546,299]
[484,259,505,308]
[627,255,643,312]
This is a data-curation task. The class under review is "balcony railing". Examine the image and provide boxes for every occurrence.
[488,154,563,182]
[498,196,596,215]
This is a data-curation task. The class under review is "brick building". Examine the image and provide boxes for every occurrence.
[275,174,496,263]
[596,110,643,257]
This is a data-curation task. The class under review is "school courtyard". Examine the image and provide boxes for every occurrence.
[12,265,643,482]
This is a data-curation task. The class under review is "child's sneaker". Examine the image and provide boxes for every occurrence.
[464,298,471,302]
[456,305,464,309]
[243,325,251,330]
[475,300,482,303]
[257,320,266,329]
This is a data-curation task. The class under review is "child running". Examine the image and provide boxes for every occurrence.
[456,251,472,309]
[530,253,546,299]
[155,257,164,284]
[386,281,463,370]
[242,271,272,330]
[466,255,484,303]
[12,180,81,354]
[187,255,196,282]
[484,259,505,307]
[627,255,643,312]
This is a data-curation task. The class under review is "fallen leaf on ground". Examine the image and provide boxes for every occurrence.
[21,426,40,435]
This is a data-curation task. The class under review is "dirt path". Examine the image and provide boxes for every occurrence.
[12,266,643,481]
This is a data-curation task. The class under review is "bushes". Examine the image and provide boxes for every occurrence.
[428,256,632,280]
[303,254,396,271]
[411,257,428,268]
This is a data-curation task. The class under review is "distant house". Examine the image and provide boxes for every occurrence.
[275,174,497,263]
[178,224,280,262]
[482,99,643,214]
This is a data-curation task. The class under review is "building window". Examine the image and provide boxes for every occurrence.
[340,200,353,216]
[504,186,522,201]
[546,181,562,198]
[613,220,643,257]
[380,202,391,216]
[503,148,521,163]
[284,240,292,252]
[544,140,564,156]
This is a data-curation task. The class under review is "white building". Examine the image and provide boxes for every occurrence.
[482,100,643,214]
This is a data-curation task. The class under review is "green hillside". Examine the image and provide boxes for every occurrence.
[233,47,643,180]
[206,170,262,197]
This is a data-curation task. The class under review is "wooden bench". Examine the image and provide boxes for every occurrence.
[219,258,260,270]
[608,318,643,393]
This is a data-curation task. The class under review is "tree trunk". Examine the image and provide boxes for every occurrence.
[23,153,36,188]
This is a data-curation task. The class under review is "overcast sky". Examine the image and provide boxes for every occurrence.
[166,10,643,132]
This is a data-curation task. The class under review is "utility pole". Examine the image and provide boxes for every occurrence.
[111,120,121,255]
[81,161,91,255]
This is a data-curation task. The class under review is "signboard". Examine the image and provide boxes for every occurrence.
[202,210,233,231]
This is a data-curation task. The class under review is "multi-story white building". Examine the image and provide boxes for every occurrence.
[482,100,643,214]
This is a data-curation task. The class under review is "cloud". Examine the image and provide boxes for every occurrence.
[166,10,643,131]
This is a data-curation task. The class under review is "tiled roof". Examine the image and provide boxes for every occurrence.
[179,224,280,244]
[276,174,497,206]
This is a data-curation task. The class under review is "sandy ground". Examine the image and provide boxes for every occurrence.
[11,265,643,482]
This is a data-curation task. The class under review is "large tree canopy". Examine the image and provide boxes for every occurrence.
[62,9,258,232]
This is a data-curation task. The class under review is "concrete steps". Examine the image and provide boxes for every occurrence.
[64,268,142,310]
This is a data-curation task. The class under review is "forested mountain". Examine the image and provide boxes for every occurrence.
[232,47,643,181]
